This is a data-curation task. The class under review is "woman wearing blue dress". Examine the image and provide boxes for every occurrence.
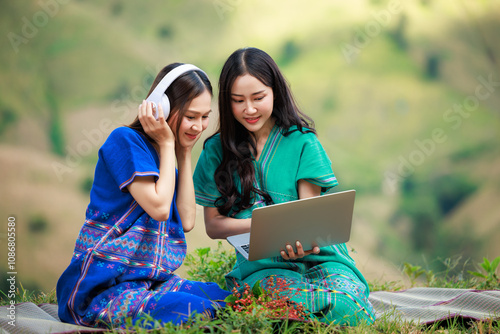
[57,63,230,329]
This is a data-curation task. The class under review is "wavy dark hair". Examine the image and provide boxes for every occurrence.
[212,47,315,216]
[128,63,212,143]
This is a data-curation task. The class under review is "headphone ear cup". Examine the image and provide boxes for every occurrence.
[160,94,171,118]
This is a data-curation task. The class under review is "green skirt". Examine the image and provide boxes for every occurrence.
[225,244,376,325]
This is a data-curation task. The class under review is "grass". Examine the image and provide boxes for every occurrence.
[2,249,499,334]
[2,0,500,295]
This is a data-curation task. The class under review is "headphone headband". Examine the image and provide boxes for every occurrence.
[146,64,206,119]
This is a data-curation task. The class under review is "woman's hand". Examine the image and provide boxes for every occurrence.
[280,241,320,260]
[138,101,175,146]
[278,180,322,260]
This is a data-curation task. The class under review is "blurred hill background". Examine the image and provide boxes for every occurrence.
[0,0,499,294]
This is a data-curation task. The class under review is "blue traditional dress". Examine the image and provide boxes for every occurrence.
[193,124,376,325]
[57,127,230,329]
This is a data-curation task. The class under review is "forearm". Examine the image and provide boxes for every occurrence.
[175,150,196,232]
[154,143,177,216]
[204,207,251,239]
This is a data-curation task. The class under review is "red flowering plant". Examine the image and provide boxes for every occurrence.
[224,276,308,322]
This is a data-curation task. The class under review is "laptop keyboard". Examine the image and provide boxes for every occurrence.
[241,243,250,253]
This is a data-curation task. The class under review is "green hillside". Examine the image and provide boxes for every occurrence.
[1,0,499,292]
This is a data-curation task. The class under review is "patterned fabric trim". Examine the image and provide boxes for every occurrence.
[75,220,112,255]
[259,125,282,188]
[119,171,160,190]
[90,250,174,273]
[195,192,218,207]
[303,175,339,190]
[97,288,154,328]
[292,286,375,322]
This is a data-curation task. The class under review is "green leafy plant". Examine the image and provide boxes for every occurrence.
[424,269,436,286]
[402,262,426,287]
[468,256,500,289]
[402,257,477,289]
[430,256,476,289]
[184,242,236,288]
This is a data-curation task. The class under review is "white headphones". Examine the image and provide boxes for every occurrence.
[146,64,206,119]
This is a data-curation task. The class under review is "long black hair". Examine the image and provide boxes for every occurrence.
[212,47,315,216]
[128,63,212,143]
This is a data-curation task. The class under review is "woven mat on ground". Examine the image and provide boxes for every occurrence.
[1,288,499,333]
[0,303,105,334]
[369,288,500,325]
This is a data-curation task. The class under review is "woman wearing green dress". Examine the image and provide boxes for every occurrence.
[193,47,375,325]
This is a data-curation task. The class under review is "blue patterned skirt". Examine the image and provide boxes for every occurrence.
[57,215,230,329]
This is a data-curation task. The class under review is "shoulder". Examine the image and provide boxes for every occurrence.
[100,127,152,158]
[194,134,223,181]
[202,133,223,153]
[104,127,148,147]
[108,126,142,141]
[280,126,319,145]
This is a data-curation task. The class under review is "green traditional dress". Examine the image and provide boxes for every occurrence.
[193,124,375,325]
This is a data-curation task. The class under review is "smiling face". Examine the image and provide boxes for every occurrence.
[168,89,211,147]
[230,74,275,137]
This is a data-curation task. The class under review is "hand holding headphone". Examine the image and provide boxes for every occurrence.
[145,64,206,120]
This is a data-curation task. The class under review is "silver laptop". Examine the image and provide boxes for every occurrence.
[227,189,355,261]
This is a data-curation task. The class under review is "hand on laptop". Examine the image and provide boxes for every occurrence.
[280,241,320,260]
